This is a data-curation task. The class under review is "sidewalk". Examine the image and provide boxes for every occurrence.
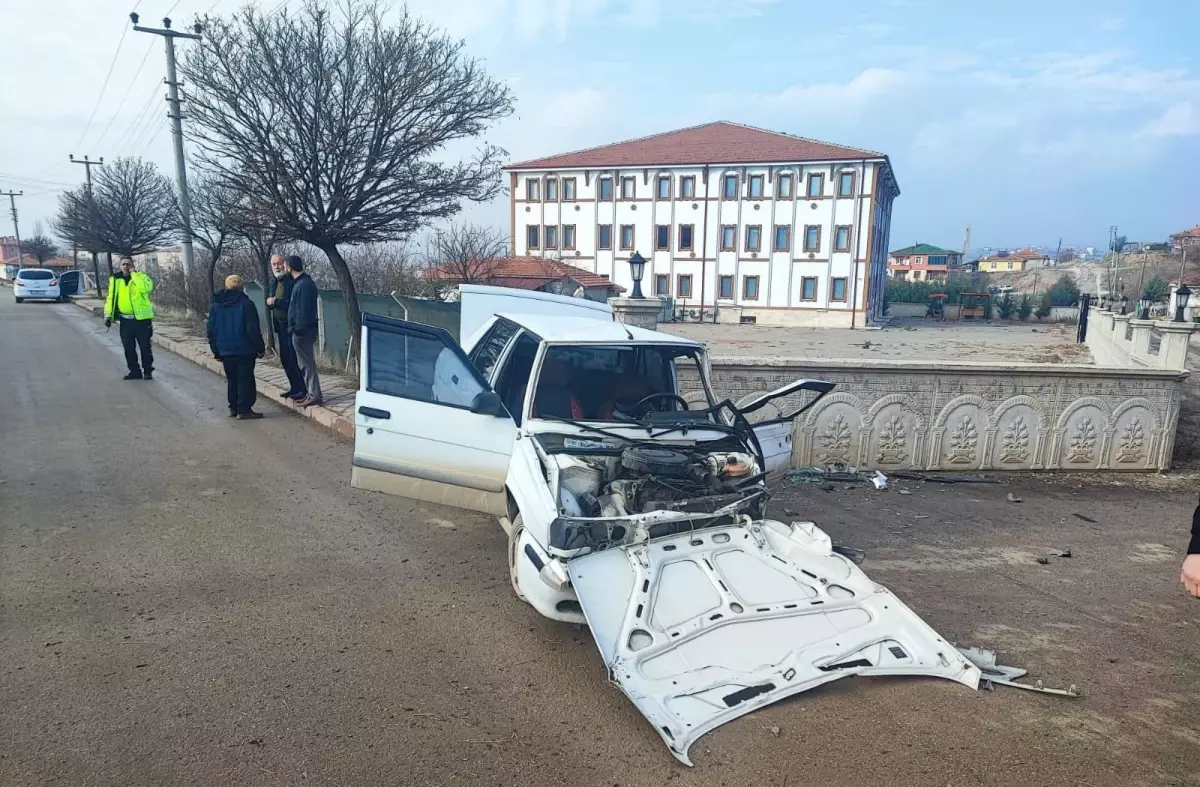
[71,295,356,438]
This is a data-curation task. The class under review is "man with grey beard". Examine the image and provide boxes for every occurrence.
[265,253,306,400]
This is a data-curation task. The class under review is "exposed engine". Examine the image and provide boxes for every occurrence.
[555,444,760,519]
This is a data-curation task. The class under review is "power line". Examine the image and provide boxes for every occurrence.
[111,82,163,154]
[70,22,132,153]
[0,172,77,188]
[89,40,157,151]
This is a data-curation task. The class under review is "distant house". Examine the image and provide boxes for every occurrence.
[426,257,624,303]
[134,247,184,273]
[1170,225,1200,251]
[975,248,1051,274]
[887,243,963,282]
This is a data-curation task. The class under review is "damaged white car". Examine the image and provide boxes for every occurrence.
[352,286,980,765]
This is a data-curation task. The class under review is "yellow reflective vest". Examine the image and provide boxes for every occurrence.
[105,271,155,321]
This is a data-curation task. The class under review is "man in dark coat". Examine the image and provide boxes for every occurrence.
[207,275,267,420]
[266,253,306,400]
[1182,497,1200,597]
[286,255,322,407]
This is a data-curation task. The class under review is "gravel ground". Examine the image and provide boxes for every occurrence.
[1,297,1197,786]
[659,319,1091,364]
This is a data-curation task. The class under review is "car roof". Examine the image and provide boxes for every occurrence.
[17,268,54,273]
[498,313,701,346]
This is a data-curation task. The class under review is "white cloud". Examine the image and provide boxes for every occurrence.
[1138,103,1200,138]
[732,67,916,115]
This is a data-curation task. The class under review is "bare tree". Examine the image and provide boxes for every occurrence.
[189,174,244,292]
[54,157,179,260]
[422,222,509,297]
[181,0,514,362]
[19,230,61,265]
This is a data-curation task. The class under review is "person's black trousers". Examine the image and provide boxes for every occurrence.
[119,318,154,376]
[221,355,258,414]
[275,322,306,395]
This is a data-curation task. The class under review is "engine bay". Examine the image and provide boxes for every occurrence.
[539,434,769,552]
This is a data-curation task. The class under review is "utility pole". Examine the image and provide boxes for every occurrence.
[132,12,201,294]
[1053,237,1062,266]
[1,191,23,267]
[70,154,105,296]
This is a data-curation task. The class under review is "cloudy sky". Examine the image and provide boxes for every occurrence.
[2,0,1197,253]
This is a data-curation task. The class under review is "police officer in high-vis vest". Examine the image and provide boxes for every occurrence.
[104,256,156,380]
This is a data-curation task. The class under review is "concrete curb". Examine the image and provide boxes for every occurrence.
[70,296,355,439]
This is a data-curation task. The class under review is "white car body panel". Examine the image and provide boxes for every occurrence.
[568,520,981,765]
[459,284,613,349]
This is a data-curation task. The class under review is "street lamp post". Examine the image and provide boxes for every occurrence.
[1119,294,1128,315]
[628,251,646,299]
[1174,283,1191,323]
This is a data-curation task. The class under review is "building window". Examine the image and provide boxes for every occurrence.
[562,178,576,200]
[655,225,670,251]
[838,171,855,197]
[807,173,824,198]
[679,225,694,251]
[913,271,923,280]
[831,277,848,302]
[1007,260,1014,270]
[620,224,635,250]
[743,275,760,300]
[526,179,540,201]
[929,255,946,266]
[719,275,734,299]
[599,177,613,200]
[723,174,738,199]
[915,256,923,264]
[562,225,576,250]
[680,176,695,199]
[804,225,821,252]
[544,225,558,249]
[620,176,635,199]
[778,173,793,199]
[545,177,558,201]
[721,225,736,251]
[655,274,669,296]
[526,224,539,249]
[677,274,693,298]
[774,225,790,252]
[834,225,851,252]
[598,224,612,250]
[748,174,764,198]
[657,176,671,200]
[745,225,762,252]
[801,276,818,301]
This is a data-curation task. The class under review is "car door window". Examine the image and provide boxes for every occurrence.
[468,318,520,383]
[367,319,488,410]
[494,333,540,425]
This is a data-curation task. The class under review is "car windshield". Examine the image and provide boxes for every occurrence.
[18,270,53,280]
[530,344,706,422]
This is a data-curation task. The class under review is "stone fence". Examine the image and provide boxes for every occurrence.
[1085,308,1198,371]
[678,358,1186,472]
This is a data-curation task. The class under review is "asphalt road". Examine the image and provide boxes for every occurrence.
[2,295,1197,786]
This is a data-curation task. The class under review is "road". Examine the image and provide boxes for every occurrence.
[2,296,1198,786]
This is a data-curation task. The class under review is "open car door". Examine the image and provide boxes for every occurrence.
[736,379,835,472]
[568,519,979,765]
[351,314,517,516]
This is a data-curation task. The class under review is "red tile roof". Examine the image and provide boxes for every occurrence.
[1172,225,1200,238]
[507,121,884,170]
[428,257,624,292]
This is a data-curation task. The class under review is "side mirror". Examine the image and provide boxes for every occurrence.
[470,390,507,417]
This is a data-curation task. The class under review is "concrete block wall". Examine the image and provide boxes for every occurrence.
[678,358,1187,471]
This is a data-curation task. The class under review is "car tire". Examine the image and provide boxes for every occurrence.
[507,514,528,602]
[14,297,22,304]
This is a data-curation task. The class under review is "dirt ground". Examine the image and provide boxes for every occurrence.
[763,470,1200,786]
[660,319,1091,364]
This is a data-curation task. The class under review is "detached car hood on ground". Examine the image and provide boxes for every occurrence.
[568,519,981,765]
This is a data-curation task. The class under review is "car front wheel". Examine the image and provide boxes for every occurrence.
[507,514,527,602]
[14,297,22,304]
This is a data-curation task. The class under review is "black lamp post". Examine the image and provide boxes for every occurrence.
[1138,296,1150,320]
[1174,283,1191,323]
[1119,293,1128,315]
[628,251,646,299]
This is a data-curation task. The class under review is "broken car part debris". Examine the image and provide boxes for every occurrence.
[957,646,1080,698]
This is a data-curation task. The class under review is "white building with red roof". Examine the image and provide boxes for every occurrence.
[504,121,898,327]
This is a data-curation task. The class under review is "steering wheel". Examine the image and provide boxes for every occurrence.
[631,392,690,414]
